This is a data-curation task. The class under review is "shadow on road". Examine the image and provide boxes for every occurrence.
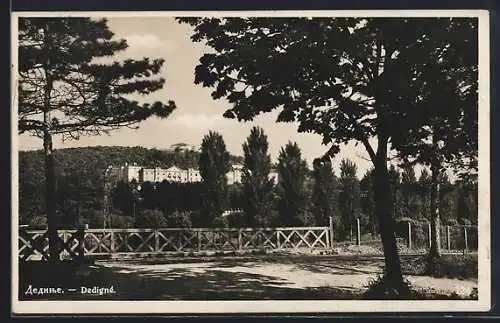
[18,260,363,301]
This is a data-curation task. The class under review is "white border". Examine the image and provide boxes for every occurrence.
[11,10,491,314]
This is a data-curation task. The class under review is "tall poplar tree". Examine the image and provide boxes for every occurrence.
[241,127,275,226]
[199,131,231,227]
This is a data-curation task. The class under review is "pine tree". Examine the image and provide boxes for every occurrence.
[18,18,175,260]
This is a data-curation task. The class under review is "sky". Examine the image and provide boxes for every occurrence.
[17,17,388,177]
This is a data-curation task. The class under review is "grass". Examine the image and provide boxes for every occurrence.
[401,254,478,280]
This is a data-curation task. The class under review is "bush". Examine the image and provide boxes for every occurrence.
[108,214,134,228]
[212,215,229,228]
[362,275,415,300]
[445,218,459,226]
[226,210,246,228]
[166,210,193,229]
[28,214,47,226]
[428,254,478,279]
[135,209,168,228]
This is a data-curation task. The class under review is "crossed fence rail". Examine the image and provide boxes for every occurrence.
[18,226,331,261]
[18,221,478,261]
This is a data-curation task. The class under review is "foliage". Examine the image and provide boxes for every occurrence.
[399,165,422,220]
[404,255,478,279]
[177,17,478,288]
[360,168,377,234]
[18,17,176,139]
[338,159,361,240]
[225,209,246,228]
[18,17,177,259]
[312,158,337,226]
[166,210,193,229]
[199,131,231,227]
[362,275,414,300]
[135,209,168,228]
[276,142,310,226]
[241,127,276,227]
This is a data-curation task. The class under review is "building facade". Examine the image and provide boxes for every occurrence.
[118,163,278,185]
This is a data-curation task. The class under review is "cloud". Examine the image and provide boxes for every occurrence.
[124,34,172,51]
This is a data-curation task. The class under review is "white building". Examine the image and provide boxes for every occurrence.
[187,168,201,183]
[122,164,142,183]
[268,171,279,184]
[119,163,260,185]
[226,164,244,185]
[140,168,156,182]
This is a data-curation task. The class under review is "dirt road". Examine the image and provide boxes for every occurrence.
[97,255,477,299]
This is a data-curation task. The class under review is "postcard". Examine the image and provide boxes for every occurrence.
[11,9,490,314]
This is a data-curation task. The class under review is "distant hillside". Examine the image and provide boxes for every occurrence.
[17,145,244,223]
[19,145,244,173]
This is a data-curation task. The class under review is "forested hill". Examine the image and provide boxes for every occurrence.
[19,145,244,175]
[18,145,244,224]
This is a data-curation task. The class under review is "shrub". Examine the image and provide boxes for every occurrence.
[445,218,459,226]
[108,214,134,228]
[226,210,246,228]
[362,275,415,300]
[429,254,478,279]
[28,214,47,226]
[212,215,229,228]
[135,209,168,228]
[166,210,193,229]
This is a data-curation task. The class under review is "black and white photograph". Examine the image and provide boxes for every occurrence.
[11,10,490,314]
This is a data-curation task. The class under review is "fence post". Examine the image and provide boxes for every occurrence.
[238,229,243,251]
[197,230,202,252]
[446,225,451,250]
[76,228,85,260]
[276,230,281,250]
[329,216,334,249]
[356,218,361,246]
[154,229,159,252]
[464,226,468,253]
[110,231,115,253]
[428,222,432,249]
[407,221,412,250]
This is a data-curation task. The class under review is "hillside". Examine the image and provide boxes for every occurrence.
[17,145,244,224]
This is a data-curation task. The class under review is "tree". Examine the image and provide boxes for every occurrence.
[276,142,309,226]
[135,209,168,228]
[198,131,231,227]
[360,168,376,234]
[18,18,176,260]
[387,18,478,271]
[400,165,422,220]
[312,158,337,226]
[338,159,361,240]
[178,17,476,294]
[241,126,275,227]
[418,168,432,222]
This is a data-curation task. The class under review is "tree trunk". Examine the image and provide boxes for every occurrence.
[43,116,59,262]
[373,138,406,293]
[427,156,441,273]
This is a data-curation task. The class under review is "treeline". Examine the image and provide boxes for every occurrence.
[19,128,478,237]
[18,144,242,225]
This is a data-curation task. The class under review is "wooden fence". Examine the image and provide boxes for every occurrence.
[18,226,331,261]
[347,218,478,252]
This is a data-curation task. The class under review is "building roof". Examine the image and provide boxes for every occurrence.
[166,166,184,172]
